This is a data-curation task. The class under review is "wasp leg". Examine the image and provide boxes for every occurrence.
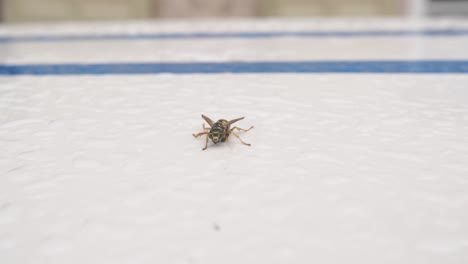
[203,124,211,131]
[229,131,251,146]
[231,126,254,133]
[202,133,209,150]
[193,131,210,150]
[192,132,208,138]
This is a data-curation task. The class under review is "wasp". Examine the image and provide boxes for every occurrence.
[192,115,254,150]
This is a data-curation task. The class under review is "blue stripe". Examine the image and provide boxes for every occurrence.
[1,61,468,75]
[1,29,468,42]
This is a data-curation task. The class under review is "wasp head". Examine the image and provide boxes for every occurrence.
[212,134,221,144]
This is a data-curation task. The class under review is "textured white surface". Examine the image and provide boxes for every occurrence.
[1,19,468,264]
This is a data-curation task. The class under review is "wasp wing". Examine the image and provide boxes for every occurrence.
[228,117,245,125]
[201,114,214,127]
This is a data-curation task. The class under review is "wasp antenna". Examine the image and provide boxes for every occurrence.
[228,117,245,125]
[201,114,214,126]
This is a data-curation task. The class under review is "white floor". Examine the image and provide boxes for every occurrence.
[1,19,468,264]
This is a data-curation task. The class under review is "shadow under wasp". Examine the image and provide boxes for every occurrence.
[192,114,254,150]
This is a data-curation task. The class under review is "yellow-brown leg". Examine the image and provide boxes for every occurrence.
[203,124,211,131]
[193,132,208,138]
[202,133,209,150]
[230,131,251,146]
[231,126,254,132]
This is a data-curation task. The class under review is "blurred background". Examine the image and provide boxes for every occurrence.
[0,0,467,23]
